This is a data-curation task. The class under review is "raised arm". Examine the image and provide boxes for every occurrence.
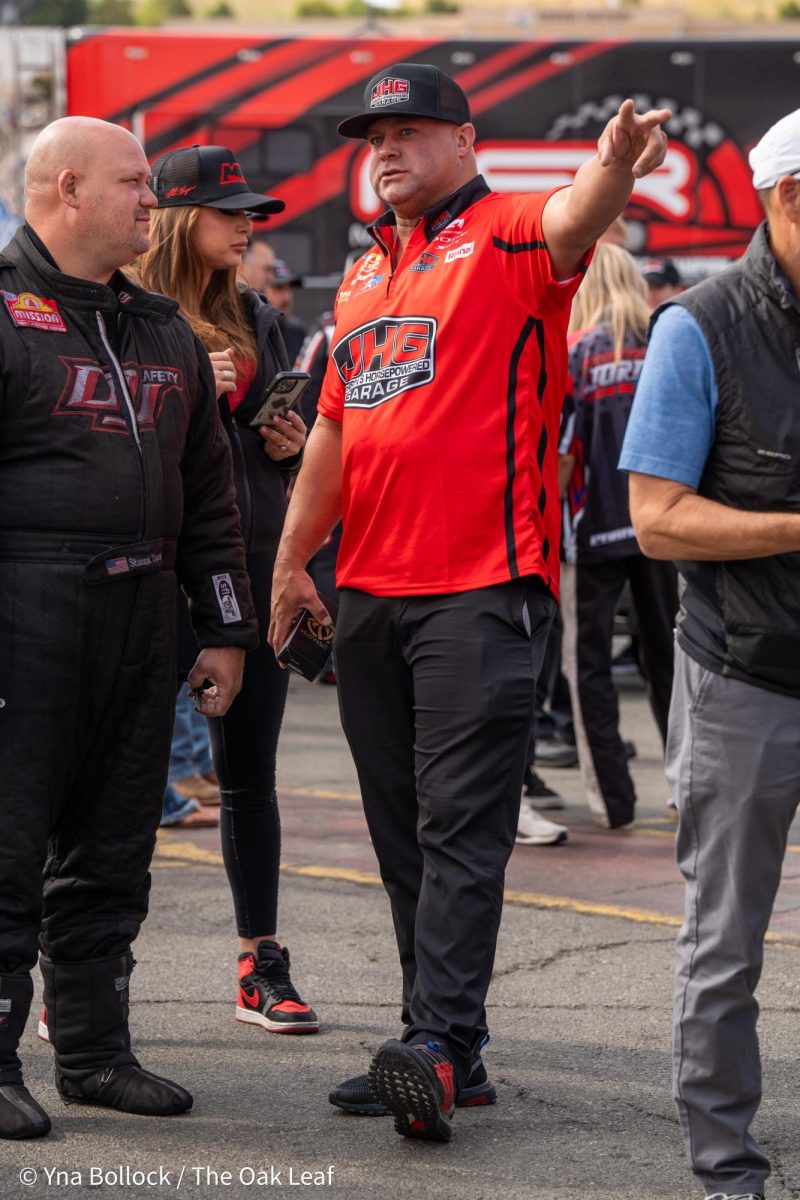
[542,99,671,279]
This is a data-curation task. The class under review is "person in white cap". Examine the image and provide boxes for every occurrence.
[619,107,800,1200]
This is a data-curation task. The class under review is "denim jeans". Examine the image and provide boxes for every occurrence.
[168,687,213,782]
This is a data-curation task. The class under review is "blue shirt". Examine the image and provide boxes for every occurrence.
[618,304,717,487]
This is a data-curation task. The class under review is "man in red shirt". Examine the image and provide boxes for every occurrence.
[270,62,669,1143]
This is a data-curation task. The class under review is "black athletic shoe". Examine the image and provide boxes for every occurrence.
[369,1039,456,1142]
[330,1053,496,1115]
[236,941,319,1034]
[57,1064,192,1116]
[0,1084,51,1139]
[523,767,565,810]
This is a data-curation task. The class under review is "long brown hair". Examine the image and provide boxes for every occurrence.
[569,243,650,361]
[134,206,256,366]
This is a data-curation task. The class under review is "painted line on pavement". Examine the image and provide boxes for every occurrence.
[280,785,362,803]
[154,835,799,947]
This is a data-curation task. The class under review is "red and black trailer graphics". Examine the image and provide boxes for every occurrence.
[67,30,794,276]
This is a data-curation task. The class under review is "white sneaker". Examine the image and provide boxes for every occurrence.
[516,798,568,845]
[705,1193,765,1199]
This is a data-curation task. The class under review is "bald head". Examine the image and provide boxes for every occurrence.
[25,117,145,212]
[23,117,156,284]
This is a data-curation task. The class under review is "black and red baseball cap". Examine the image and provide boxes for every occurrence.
[338,63,471,139]
[150,145,285,216]
[641,258,682,288]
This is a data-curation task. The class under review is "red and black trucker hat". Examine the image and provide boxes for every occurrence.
[337,63,471,139]
[150,145,285,216]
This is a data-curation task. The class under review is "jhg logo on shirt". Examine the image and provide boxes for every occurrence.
[333,317,436,409]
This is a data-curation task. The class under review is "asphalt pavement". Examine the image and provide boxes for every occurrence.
[4,670,800,1200]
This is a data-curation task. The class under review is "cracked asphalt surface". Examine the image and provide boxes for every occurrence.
[5,675,800,1199]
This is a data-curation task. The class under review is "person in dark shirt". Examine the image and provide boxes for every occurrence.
[137,145,318,1037]
[559,243,675,830]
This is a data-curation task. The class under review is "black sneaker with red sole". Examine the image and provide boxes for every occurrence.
[330,1053,496,1115]
[368,1039,456,1142]
[236,940,319,1034]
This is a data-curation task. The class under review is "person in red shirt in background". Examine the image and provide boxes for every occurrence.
[270,63,670,1144]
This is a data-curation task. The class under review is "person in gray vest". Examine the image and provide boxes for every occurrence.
[619,107,800,1200]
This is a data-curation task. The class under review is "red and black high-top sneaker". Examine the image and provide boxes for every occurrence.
[236,940,319,1034]
[368,1039,456,1141]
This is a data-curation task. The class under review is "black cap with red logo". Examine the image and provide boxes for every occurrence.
[150,145,285,215]
[338,62,471,139]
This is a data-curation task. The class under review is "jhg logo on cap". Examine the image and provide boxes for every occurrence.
[370,77,410,110]
[220,161,246,186]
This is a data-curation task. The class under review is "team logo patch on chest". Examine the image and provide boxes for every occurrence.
[332,317,437,409]
[53,358,183,433]
[2,290,67,332]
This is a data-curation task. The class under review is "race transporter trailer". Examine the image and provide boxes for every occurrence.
[2,28,795,284]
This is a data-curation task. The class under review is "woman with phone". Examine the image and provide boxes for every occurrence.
[135,145,317,1033]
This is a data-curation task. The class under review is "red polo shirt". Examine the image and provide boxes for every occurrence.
[317,175,587,598]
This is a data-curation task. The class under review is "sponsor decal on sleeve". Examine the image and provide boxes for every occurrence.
[332,316,436,409]
[213,573,243,624]
[2,290,67,332]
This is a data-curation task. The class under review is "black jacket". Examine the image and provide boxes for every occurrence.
[668,222,800,695]
[562,323,645,564]
[221,287,300,556]
[0,225,258,651]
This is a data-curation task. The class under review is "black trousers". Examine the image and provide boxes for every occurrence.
[526,605,574,762]
[0,563,176,975]
[561,555,676,828]
[334,578,554,1089]
[207,551,289,938]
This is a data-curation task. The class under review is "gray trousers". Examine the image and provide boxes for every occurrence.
[667,644,800,1196]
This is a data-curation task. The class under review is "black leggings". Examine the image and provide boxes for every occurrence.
[207,551,289,938]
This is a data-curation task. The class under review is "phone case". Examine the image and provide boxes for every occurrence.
[276,595,338,682]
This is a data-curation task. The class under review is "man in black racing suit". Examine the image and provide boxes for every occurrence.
[0,117,258,1139]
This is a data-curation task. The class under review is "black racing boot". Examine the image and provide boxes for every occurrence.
[0,974,51,1139]
[40,954,192,1117]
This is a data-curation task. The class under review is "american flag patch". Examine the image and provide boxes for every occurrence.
[106,556,130,577]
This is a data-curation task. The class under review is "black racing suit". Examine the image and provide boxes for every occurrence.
[0,225,258,1009]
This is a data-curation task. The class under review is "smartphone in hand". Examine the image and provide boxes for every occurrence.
[248,370,311,427]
